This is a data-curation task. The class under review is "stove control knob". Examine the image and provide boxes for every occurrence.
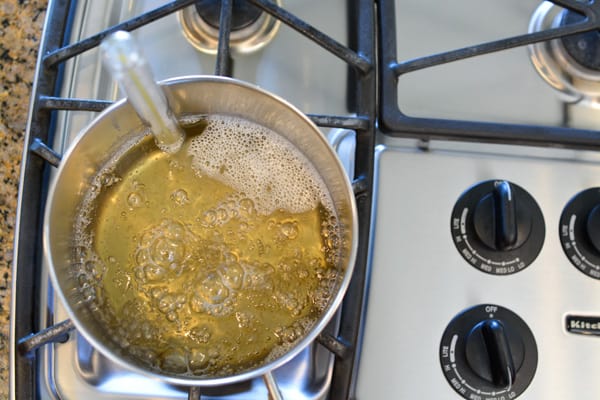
[440,304,537,400]
[451,180,545,275]
[473,181,522,251]
[466,319,516,388]
[559,188,600,279]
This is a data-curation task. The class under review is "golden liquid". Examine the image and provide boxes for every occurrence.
[74,116,342,377]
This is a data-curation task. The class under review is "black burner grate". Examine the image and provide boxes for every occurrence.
[378,0,600,149]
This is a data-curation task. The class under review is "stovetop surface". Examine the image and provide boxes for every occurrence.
[356,138,600,398]
[364,11,600,397]
[14,0,600,399]
[389,0,599,130]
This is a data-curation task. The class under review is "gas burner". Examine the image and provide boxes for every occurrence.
[528,2,600,105]
[560,9,600,72]
[179,0,281,54]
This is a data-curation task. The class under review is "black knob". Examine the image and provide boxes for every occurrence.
[451,180,545,275]
[440,305,537,400]
[473,181,523,251]
[466,320,516,388]
[586,204,600,253]
[559,188,600,279]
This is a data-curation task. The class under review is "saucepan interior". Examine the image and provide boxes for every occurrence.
[44,76,357,386]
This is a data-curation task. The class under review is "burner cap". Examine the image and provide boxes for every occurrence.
[528,2,600,104]
[560,10,600,71]
[178,0,281,54]
[194,0,263,31]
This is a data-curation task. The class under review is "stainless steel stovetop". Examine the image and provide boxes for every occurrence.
[361,1,600,398]
[12,0,600,399]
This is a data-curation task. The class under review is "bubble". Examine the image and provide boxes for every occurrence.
[139,230,155,247]
[170,189,190,206]
[127,192,145,209]
[135,250,148,265]
[189,325,211,344]
[150,236,185,266]
[158,295,175,313]
[326,233,340,250]
[235,311,252,329]
[280,221,299,240]
[168,158,184,172]
[81,286,96,303]
[275,290,304,316]
[199,273,229,304]
[216,208,228,222]
[151,287,165,299]
[166,311,177,322]
[244,262,274,291]
[190,296,203,313]
[160,348,188,374]
[72,246,87,262]
[134,219,199,281]
[273,325,299,344]
[175,294,186,305]
[134,266,145,280]
[112,271,131,290]
[163,220,187,241]
[201,210,217,226]
[77,273,91,287]
[89,183,101,194]
[218,262,244,290]
[207,347,220,360]
[83,259,104,281]
[144,264,167,281]
[297,268,309,279]
[240,198,256,216]
[223,252,238,264]
[99,172,121,187]
[189,349,208,373]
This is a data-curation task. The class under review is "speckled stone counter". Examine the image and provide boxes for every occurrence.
[0,0,47,396]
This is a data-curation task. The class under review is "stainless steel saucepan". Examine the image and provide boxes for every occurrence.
[44,75,357,394]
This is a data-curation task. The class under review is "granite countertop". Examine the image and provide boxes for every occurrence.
[0,0,47,396]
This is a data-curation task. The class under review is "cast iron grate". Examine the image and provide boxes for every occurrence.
[378,0,600,149]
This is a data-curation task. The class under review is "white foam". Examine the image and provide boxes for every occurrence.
[188,115,330,215]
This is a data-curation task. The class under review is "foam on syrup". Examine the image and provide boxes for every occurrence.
[188,115,331,215]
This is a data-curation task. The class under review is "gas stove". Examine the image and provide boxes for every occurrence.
[11,0,600,399]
